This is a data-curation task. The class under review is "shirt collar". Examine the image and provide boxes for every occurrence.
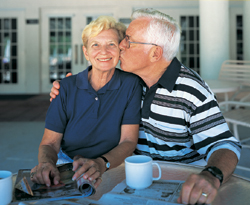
[157,57,181,92]
[76,66,120,93]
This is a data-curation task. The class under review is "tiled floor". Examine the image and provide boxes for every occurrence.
[0,95,250,180]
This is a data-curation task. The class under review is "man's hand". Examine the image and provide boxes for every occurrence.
[71,155,105,189]
[30,162,60,187]
[50,73,72,102]
[177,171,220,205]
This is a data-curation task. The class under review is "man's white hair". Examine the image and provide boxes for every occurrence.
[132,8,181,61]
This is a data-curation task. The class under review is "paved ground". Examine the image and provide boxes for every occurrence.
[0,94,250,180]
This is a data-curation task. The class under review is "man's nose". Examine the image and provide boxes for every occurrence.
[119,38,126,50]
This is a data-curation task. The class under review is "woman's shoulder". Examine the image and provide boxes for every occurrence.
[115,68,141,82]
[59,74,78,89]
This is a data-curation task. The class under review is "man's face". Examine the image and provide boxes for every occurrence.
[119,18,151,76]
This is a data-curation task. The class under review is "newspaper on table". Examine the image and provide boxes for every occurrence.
[95,179,184,205]
[12,163,96,203]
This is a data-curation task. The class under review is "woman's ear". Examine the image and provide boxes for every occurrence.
[149,46,163,62]
[82,46,90,61]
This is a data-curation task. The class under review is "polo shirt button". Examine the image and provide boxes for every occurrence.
[95,97,98,101]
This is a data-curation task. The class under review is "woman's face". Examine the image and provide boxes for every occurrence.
[83,29,120,72]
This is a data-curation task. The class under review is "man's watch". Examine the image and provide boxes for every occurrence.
[202,166,223,185]
[100,156,110,171]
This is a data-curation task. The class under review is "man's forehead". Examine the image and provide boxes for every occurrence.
[126,18,149,36]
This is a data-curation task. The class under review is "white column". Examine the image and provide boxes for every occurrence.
[243,1,250,61]
[199,0,229,79]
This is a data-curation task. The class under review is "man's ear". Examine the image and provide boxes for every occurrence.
[149,46,163,62]
[82,46,90,61]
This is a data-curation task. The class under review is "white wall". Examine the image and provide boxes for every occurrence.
[0,0,245,94]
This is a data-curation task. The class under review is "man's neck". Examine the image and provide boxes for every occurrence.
[140,61,171,88]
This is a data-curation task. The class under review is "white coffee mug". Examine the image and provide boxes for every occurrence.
[125,155,161,189]
[0,170,13,205]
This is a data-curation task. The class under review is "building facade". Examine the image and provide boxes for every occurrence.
[0,0,249,94]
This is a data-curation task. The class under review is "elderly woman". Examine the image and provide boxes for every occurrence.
[30,16,142,189]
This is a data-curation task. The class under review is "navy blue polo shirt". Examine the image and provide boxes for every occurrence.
[45,66,142,159]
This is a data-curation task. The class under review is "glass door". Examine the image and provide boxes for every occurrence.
[0,10,25,93]
[40,8,113,93]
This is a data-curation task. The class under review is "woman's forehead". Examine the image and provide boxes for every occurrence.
[89,29,119,42]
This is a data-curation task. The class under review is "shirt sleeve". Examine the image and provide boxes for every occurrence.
[45,82,68,134]
[121,77,142,125]
[189,92,241,161]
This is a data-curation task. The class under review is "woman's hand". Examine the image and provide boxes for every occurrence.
[30,162,60,187]
[72,155,104,189]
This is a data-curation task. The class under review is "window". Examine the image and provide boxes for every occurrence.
[49,17,72,83]
[236,15,243,60]
[180,16,200,73]
[0,18,18,84]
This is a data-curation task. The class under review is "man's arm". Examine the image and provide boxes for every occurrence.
[178,149,238,205]
[50,73,72,102]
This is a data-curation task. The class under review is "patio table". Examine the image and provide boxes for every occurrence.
[11,161,250,205]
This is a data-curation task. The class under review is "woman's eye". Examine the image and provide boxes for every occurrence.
[92,43,99,47]
[109,43,117,47]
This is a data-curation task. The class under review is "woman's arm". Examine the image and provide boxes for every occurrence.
[71,124,139,188]
[31,128,63,187]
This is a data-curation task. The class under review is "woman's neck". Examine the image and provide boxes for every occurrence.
[88,68,115,91]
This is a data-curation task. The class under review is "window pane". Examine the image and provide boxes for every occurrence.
[12,72,17,83]
[49,17,72,83]
[58,18,63,29]
[189,17,194,27]
[4,19,10,30]
[196,16,199,27]
[66,32,71,42]
[0,19,1,30]
[12,32,17,43]
[66,18,71,29]
[11,19,17,29]
[12,45,17,56]
[237,29,243,40]
[50,18,56,30]
[190,57,194,68]
[58,31,64,43]
[189,30,194,41]
[181,44,186,55]
[237,43,243,54]
[181,17,187,29]
[181,30,186,41]
[87,17,93,25]
[189,43,194,54]
[12,59,17,70]
[50,32,56,43]
[237,16,242,28]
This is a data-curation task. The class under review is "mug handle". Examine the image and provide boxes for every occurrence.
[152,162,162,180]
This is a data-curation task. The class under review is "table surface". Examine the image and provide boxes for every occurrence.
[12,161,250,205]
[205,79,240,94]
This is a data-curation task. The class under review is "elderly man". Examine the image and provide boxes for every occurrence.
[50,8,241,205]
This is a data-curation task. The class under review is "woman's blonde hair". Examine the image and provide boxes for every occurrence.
[82,16,126,47]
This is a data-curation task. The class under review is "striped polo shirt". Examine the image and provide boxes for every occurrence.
[135,57,241,164]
